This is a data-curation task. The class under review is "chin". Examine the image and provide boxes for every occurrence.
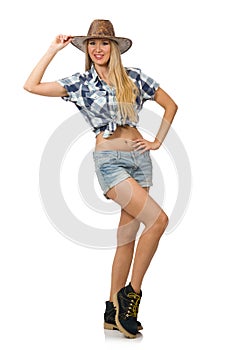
[95,61,108,66]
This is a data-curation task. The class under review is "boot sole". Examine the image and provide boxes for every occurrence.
[104,322,118,330]
[112,292,137,339]
[104,322,143,331]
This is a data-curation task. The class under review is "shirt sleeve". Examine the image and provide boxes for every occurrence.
[57,73,81,102]
[139,70,160,101]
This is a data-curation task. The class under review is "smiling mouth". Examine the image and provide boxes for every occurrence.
[94,54,104,60]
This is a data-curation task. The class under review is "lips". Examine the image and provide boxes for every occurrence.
[94,54,104,60]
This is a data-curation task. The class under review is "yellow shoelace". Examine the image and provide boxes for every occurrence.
[126,292,141,318]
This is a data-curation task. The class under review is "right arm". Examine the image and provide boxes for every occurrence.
[23,34,73,97]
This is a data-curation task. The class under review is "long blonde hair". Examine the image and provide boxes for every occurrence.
[85,40,138,123]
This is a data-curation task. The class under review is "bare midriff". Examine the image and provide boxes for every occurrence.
[95,125,143,151]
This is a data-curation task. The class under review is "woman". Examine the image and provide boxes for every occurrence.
[24,19,178,339]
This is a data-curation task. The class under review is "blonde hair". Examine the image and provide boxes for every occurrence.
[85,40,138,123]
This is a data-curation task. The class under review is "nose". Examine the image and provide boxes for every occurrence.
[95,42,102,52]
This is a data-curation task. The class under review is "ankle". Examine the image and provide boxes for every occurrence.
[130,281,141,295]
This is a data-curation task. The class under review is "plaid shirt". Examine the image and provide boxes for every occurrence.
[57,65,159,138]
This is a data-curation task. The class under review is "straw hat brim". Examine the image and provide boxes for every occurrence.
[71,36,132,54]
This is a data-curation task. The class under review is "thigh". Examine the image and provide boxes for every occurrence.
[119,187,149,222]
[117,187,150,245]
[107,178,163,228]
[119,187,150,228]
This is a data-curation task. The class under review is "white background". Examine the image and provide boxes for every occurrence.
[1,0,231,349]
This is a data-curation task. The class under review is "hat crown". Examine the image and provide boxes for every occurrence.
[87,19,115,37]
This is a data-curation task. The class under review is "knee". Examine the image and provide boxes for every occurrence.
[143,210,168,239]
[159,211,169,230]
[144,208,168,233]
[154,210,169,232]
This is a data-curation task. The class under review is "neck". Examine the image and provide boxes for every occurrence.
[94,64,109,82]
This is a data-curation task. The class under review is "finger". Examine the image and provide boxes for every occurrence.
[133,138,144,143]
[132,140,144,148]
[132,142,141,149]
[138,145,149,154]
[134,144,146,151]
[58,34,73,43]
[139,149,146,154]
[64,35,74,41]
[62,35,70,43]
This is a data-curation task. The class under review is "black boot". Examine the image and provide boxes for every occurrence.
[104,301,118,330]
[113,283,142,338]
[104,300,143,331]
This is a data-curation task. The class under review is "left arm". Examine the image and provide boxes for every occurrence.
[134,87,178,152]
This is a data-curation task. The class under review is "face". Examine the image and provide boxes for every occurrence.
[87,39,111,67]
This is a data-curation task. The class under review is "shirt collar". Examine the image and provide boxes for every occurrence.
[90,65,100,83]
[89,65,114,91]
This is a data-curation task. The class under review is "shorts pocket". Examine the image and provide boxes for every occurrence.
[93,151,118,168]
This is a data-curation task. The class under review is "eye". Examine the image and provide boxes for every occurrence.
[88,41,96,46]
[102,41,109,46]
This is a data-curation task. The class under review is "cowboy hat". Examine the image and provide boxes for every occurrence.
[71,19,132,54]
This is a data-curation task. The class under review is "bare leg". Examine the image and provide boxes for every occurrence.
[109,209,139,301]
[107,178,168,294]
[130,212,168,293]
[109,188,150,301]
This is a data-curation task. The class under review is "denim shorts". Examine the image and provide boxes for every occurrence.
[93,150,153,198]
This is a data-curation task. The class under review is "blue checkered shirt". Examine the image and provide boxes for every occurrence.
[57,65,159,138]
